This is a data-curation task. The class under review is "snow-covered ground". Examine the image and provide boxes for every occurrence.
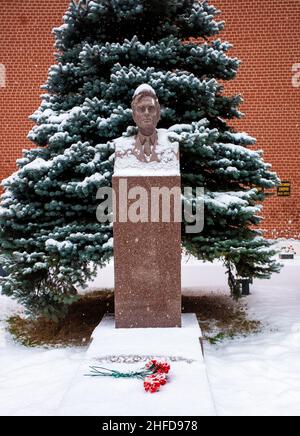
[0,295,85,416]
[204,262,300,417]
[0,245,299,416]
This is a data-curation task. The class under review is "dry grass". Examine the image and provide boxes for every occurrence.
[7,290,114,348]
[7,291,261,348]
[183,293,262,344]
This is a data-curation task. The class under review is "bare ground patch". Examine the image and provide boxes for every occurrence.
[183,293,261,344]
[7,291,261,347]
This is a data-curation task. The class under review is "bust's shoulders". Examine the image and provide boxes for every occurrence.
[114,135,135,154]
[114,135,134,145]
[157,129,177,148]
[157,128,167,136]
[146,128,174,144]
[114,128,176,149]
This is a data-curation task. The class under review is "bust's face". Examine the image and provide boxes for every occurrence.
[133,96,159,135]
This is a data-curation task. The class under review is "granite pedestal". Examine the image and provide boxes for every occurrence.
[113,175,182,328]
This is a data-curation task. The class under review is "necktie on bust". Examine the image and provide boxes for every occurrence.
[143,138,152,157]
[135,131,159,161]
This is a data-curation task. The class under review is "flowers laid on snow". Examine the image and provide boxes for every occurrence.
[143,359,170,393]
[86,359,170,393]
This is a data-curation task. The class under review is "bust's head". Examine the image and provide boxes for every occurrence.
[131,84,161,136]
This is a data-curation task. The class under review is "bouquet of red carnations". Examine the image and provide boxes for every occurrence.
[86,359,171,394]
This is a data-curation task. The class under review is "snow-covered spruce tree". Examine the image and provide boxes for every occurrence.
[0,0,280,319]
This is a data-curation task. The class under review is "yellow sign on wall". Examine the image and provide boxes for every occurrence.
[277,181,291,197]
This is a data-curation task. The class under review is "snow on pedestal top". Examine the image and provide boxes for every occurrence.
[113,128,180,177]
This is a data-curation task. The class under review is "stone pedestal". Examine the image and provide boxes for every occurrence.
[113,176,182,328]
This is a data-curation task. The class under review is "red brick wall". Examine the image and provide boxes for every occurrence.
[0,0,69,181]
[213,0,300,238]
[0,0,299,238]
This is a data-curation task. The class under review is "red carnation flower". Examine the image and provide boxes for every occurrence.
[155,373,167,386]
[145,359,171,374]
[145,359,158,370]
[144,375,161,393]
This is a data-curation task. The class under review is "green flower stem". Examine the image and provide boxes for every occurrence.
[85,364,156,379]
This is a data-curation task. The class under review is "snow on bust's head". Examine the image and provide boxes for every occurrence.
[133,84,157,98]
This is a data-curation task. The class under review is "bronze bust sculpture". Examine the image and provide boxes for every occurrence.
[114,84,179,175]
[131,84,161,162]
